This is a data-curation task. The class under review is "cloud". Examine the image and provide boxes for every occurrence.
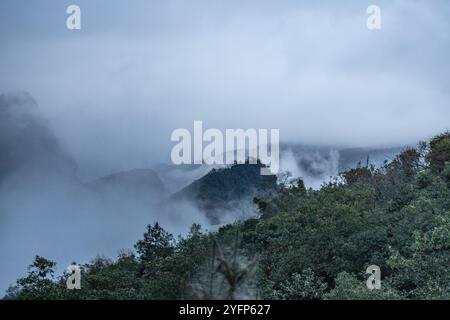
[1,1,449,180]
[1,0,450,295]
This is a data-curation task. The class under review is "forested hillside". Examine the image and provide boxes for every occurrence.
[4,132,450,300]
[173,161,278,223]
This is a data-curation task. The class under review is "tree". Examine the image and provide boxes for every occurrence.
[134,222,174,262]
[427,132,450,173]
[273,268,327,300]
[7,132,450,301]
[387,214,450,299]
[10,256,61,300]
[325,272,400,300]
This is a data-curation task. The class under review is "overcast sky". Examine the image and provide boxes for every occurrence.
[1,0,449,178]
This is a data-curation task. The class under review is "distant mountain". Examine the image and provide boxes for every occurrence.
[152,163,214,193]
[0,92,77,182]
[87,168,166,199]
[283,143,401,172]
[338,146,402,171]
[172,161,277,223]
[280,143,402,188]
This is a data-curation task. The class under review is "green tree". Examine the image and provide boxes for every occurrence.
[273,268,327,300]
[325,272,400,300]
[135,222,174,262]
[428,132,450,173]
[8,256,61,300]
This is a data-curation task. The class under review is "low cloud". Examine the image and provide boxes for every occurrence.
[0,1,449,180]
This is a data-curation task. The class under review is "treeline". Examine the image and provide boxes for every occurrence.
[4,132,450,300]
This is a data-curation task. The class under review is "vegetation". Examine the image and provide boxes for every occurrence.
[4,132,450,300]
[173,160,278,223]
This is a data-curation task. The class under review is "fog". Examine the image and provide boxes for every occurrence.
[0,92,215,293]
[1,0,450,294]
[1,1,449,180]
[0,171,210,294]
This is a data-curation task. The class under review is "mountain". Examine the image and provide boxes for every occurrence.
[0,92,77,182]
[172,161,277,223]
[152,163,213,193]
[280,143,402,188]
[87,168,166,200]
[339,147,402,170]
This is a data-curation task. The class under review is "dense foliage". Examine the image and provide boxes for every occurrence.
[4,133,450,300]
[173,161,278,223]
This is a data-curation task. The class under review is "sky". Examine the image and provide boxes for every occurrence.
[1,0,450,297]
[0,0,449,178]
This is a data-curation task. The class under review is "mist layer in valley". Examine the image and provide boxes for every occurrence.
[0,92,208,294]
[0,92,405,294]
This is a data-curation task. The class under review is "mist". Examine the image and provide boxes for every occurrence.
[1,0,450,295]
[0,92,213,293]
[1,1,449,181]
